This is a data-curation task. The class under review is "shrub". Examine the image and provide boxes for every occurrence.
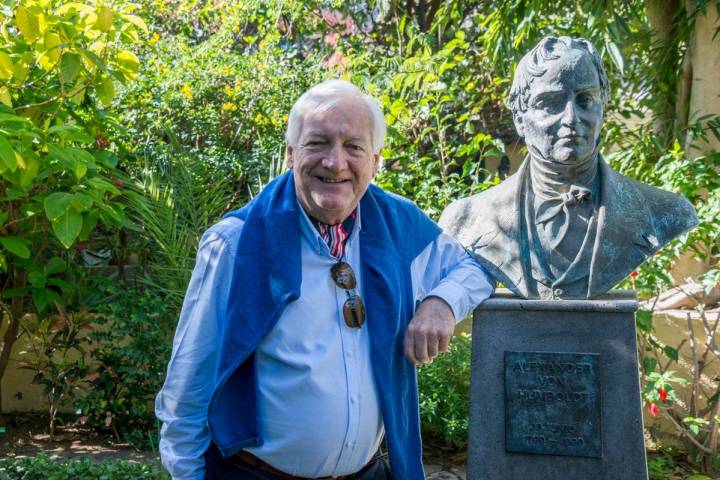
[0,455,168,480]
[74,288,176,449]
[417,332,472,449]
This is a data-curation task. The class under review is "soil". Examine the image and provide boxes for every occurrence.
[0,413,156,464]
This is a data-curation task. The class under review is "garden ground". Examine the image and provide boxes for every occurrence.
[0,414,468,479]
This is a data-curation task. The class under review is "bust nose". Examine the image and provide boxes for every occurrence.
[560,99,579,128]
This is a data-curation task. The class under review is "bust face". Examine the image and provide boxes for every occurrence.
[516,49,604,167]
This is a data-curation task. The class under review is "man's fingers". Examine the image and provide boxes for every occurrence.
[413,330,430,365]
[438,333,450,354]
[404,330,418,365]
[426,334,439,360]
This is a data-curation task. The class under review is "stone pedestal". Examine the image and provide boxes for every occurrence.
[467,290,648,480]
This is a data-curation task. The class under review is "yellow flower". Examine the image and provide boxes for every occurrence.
[282,114,288,122]
[224,84,234,96]
[222,102,237,111]
[271,117,279,127]
[149,32,160,45]
[180,83,193,101]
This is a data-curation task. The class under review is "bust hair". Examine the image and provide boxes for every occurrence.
[507,36,610,119]
[285,79,387,154]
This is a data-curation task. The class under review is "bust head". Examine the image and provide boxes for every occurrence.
[508,37,609,169]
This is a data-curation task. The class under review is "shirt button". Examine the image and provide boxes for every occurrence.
[351,397,357,404]
[554,288,563,297]
[346,351,352,358]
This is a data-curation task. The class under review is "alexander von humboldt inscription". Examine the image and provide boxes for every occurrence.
[504,351,601,458]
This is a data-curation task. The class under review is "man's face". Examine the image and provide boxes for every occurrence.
[287,96,380,225]
[515,50,604,167]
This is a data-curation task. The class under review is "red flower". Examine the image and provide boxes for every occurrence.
[648,403,659,416]
[630,271,638,279]
[657,387,668,401]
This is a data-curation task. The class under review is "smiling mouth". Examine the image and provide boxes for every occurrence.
[316,176,349,184]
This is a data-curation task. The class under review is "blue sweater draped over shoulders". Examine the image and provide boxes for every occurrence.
[207,171,440,479]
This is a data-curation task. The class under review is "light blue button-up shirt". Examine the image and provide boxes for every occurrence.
[156,204,494,480]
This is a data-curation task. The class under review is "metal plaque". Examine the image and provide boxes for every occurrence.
[504,351,602,458]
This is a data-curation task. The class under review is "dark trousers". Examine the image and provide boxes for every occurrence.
[204,443,393,480]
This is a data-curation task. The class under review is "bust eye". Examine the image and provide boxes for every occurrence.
[532,94,562,114]
[576,92,595,108]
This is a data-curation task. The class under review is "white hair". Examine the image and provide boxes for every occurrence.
[285,79,387,155]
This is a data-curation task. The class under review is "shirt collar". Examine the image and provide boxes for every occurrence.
[297,201,362,256]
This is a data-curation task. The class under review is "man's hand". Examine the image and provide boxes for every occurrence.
[404,296,455,366]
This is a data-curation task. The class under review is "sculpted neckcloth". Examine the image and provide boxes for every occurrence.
[206,171,441,480]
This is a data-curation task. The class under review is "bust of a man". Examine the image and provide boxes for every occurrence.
[440,36,698,299]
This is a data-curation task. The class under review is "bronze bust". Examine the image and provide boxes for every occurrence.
[440,36,698,299]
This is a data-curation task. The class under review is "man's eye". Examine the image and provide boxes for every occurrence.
[347,144,363,152]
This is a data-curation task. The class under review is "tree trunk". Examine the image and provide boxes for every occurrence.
[644,0,682,143]
[0,267,26,413]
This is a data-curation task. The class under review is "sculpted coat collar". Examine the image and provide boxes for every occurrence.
[461,155,684,299]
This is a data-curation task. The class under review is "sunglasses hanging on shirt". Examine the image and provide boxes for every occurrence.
[330,261,366,328]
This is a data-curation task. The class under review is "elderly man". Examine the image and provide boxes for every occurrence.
[156,80,494,480]
[440,36,697,299]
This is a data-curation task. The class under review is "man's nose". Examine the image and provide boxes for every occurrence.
[323,142,346,170]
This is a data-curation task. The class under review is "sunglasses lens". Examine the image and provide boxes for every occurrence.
[331,261,357,290]
[343,295,365,328]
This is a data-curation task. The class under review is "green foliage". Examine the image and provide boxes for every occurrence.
[417,332,472,448]
[74,288,176,449]
[0,455,169,480]
[17,310,94,439]
[0,0,145,410]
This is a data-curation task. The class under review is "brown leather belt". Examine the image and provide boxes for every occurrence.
[233,450,354,480]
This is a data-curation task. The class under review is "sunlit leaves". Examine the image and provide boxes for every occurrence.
[96,5,115,32]
[116,50,140,77]
[96,76,115,106]
[0,52,13,80]
[15,6,40,42]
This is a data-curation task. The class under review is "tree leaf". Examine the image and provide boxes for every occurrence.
[0,52,13,80]
[74,160,87,180]
[45,257,66,275]
[28,270,46,288]
[96,75,115,107]
[15,6,39,42]
[44,192,73,220]
[0,134,17,171]
[606,41,624,75]
[32,287,50,312]
[0,236,31,258]
[60,53,81,83]
[0,87,11,107]
[19,157,39,187]
[636,309,653,332]
[71,192,94,212]
[116,50,139,76]
[122,14,148,34]
[96,6,114,32]
[52,209,83,248]
[663,345,679,361]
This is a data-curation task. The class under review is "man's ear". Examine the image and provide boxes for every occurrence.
[286,146,294,168]
[513,113,525,138]
[371,152,381,176]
